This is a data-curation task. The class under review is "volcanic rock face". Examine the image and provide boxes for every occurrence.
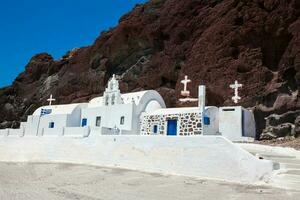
[0,0,299,139]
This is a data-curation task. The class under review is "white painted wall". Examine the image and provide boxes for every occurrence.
[25,115,40,136]
[219,106,255,142]
[23,104,87,136]
[82,103,134,131]
[20,122,27,130]
[0,129,8,136]
[43,127,64,136]
[38,115,68,135]
[83,90,166,135]
[203,107,219,135]
[0,135,273,184]
[8,128,24,137]
[90,127,102,137]
[64,127,90,137]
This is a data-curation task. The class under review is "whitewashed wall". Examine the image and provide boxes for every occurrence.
[0,135,273,184]
[43,128,64,136]
[203,107,219,135]
[64,127,90,137]
[219,106,254,142]
[0,129,8,136]
[25,115,39,136]
[90,127,102,136]
[8,128,24,137]
[82,104,134,131]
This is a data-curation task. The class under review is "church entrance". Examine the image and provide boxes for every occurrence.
[167,119,177,136]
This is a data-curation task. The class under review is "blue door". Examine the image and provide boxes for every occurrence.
[81,118,87,127]
[167,120,177,136]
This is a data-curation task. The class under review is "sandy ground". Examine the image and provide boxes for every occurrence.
[0,162,299,200]
[256,138,300,150]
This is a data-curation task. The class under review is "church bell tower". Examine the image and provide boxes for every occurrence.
[103,75,123,106]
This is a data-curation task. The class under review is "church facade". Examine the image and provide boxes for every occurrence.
[1,75,256,142]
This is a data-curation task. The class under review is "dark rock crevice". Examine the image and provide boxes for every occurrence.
[261,33,293,71]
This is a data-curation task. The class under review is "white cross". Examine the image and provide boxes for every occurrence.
[230,80,243,104]
[47,94,56,106]
[180,75,191,97]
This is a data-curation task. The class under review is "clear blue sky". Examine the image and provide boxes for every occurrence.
[0,0,147,87]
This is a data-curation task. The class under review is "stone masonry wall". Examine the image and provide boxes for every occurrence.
[141,112,202,136]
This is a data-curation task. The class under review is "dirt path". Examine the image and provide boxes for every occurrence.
[0,162,299,200]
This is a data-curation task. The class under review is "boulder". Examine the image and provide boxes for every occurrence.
[261,123,294,139]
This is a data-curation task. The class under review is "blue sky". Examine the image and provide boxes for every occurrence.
[0,0,147,87]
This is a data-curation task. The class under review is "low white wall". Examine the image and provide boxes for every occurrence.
[101,127,120,135]
[0,135,273,183]
[43,128,64,136]
[64,127,90,137]
[7,129,24,137]
[121,130,138,135]
[0,129,8,136]
[90,127,102,137]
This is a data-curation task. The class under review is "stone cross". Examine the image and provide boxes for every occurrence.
[181,75,191,97]
[230,80,243,104]
[47,94,56,106]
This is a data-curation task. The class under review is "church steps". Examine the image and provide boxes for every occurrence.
[238,143,300,191]
[284,169,300,176]
[281,163,300,169]
[267,158,300,165]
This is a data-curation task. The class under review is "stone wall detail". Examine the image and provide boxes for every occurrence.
[141,112,202,136]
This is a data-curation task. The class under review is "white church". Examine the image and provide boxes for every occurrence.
[4,75,256,142]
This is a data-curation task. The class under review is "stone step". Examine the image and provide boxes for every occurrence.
[240,144,300,191]
[267,158,300,165]
[246,150,296,159]
[274,174,300,182]
[281,163,300,169]
[272,180,300,191]
[260,154,297,159]
[271,174,300,191]
[285,169,300,176]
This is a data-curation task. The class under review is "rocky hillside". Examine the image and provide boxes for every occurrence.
[0,0,299,139]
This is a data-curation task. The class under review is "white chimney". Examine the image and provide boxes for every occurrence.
[198,85,206,112]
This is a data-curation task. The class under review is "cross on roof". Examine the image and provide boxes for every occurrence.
[230,80,243,104]
[180,75,191,97]
[47,94,56,106]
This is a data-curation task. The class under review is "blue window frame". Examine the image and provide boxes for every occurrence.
[153,125,158,134]
[81,118,87,127]
[204,117,210,125]
[49,122,55,128]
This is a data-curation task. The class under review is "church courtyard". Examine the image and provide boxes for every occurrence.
[0,162,299,200]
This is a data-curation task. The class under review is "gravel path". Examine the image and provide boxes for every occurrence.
[0,162,299,200]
